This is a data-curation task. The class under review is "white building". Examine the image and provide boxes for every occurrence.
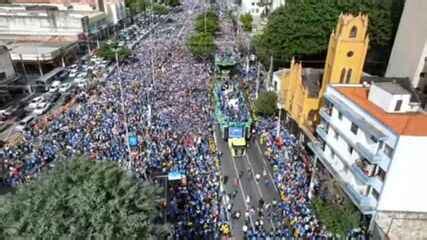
[309,83,427,239]
[232,0,285,31]
[386,0,427,90]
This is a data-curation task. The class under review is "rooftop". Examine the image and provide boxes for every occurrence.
[335,86,427,136]
[363,76,423,104]
[374,81,411,95]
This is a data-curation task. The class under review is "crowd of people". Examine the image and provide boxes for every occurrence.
[217,81,250,123]
[1,1,221,238]
[255,118,329,238]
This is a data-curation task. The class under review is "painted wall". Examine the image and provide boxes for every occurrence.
[368,84,411,113]
[0,8,106,39]
[320,13,369,94]
[378,135,427,213]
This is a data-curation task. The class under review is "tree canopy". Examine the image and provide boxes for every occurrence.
[194,11,220,35]
[254,91,277,116]
[126,0,147,15]
[187,10,218,59]
[96,41,131,62]
[240,13,253,32]
[0,158,169,239]
[186,32,216,59]
[254,0,404,68]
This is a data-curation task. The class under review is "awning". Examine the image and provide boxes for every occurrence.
[168,171,185,181]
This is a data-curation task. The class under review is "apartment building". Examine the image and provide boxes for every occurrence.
[309,82,427,239]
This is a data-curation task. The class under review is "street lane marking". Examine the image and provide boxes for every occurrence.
[245,153,264,199]
[255,141,279,194]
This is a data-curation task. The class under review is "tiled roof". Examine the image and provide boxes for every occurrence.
[336,86,427,136]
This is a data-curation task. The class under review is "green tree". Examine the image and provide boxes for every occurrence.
[0,158,169,239]
[152,3,169,15]
[186,32,216,59]
[164,0,180,7]
[255,0,404,68]
[194,11,219,35]
[240,13,253,32]
[96,41,131,62]
[312,197,360,237]
[126,0,147,15]
[254,91,277,116]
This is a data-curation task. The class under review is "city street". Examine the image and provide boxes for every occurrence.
[216,128,281,239]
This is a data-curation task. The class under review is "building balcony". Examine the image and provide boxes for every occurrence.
[316,124,328,140]
[354,143,390,170]
[308,141,377,214]
[319,107,332,122]
[324,95,387,141]
[350,163,383,192]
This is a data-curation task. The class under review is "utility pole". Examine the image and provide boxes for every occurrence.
[276,97,281,137]
[266,55,273,90]
[255,62,260,99]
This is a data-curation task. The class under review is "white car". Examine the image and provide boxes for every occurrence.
[74,78,87,88]
[28,96,44,109]
[69,71,77,78]
[15,115,35,132]
[33,102,50,115]
[77,72,87,78]
[59,82,72,93]
[49,81,61,93]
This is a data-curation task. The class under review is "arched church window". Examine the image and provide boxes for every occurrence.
[346,69,353,83]
[350,26,357,38]
[340,68,346,83]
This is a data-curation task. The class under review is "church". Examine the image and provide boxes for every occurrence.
[272,13,370,141]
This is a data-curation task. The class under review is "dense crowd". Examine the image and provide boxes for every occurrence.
[255,118,329,238]
[217,81,250,123]
[1,1,221,239]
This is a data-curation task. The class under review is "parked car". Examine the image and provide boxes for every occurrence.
[59,82,72,93]
[33,102,50,115]
[46,92,61,102]
[28,96,44,109]
[15,115,35,132]
[0,108,12,121]
[48,81,61,93]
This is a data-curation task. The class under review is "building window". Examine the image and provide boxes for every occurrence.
[345,69,352,83]
[334,130,339,140]
[338,111,343,120]
[274,81,277,91]
[350,123,358,135]
[347,51,354,57]
[350,26,358,38]
[340,68,346,83]
[348,145,354,155]
[331,150,335,159]
[395,99,403,111]
[372,188,380,200]
[370,135,378,143]
[384,144,394,159]
[376,167,386,182]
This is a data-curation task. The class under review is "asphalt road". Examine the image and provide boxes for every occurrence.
[215,128,281,239]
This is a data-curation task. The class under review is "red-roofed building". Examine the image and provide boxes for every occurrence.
[309,83,427,239]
